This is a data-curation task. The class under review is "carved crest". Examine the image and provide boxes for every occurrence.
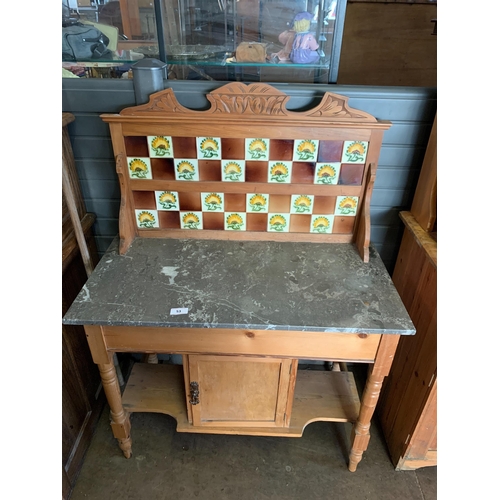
[208,83,289,116]
[121,90,185,115]
[115,82,378,123]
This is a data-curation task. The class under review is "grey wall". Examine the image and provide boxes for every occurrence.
[62,78,436,273]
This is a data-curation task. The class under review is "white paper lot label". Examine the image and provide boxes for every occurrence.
[170,308,189,315]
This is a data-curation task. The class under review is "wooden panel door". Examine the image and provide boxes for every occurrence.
[62,244,105,498]
[62,113,105,499]
[377,114,437,470]
[377,213,437,470]
[186,355,296,428]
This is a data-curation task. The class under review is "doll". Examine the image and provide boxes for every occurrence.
[289,11,320,64]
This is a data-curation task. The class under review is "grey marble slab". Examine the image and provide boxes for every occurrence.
[63,237,415,334]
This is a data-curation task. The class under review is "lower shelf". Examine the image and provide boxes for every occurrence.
[122,362,360,437]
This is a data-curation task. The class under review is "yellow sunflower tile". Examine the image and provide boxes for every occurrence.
[174,159,199,181]
[310,215,334,234]
[334,196,359,216]
[268,161,292,183]
[196,137,221,159]
[180,211,203,230]
[245,138,269,160]
[314,163,340,185]
[341,141,368,164]
[291,194,314,214]
[148,135,173,158]
[224,212,246,231]
[246,193,269,213]
[222,161,245,182]
[155,191,179,211]
[135,210,159,228]
[293,139,319,162]
[127,157,152,179]
[202,192,224,212]
[267,213,290,232]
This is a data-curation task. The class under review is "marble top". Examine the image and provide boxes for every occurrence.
[62,237,415,335]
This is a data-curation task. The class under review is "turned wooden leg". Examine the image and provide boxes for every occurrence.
[98,362,132,458]
[141,353,158,364]
[349,368,384,471]
[348,334,400,472]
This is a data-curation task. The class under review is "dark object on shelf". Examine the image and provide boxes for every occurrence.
[62,24,112,61]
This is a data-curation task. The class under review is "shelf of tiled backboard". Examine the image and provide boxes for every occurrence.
[124,136,369,186]
[125,135,369,234]
[132,189,359,234]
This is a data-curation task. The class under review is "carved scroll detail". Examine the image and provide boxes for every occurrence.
[121,90,188,115]
[208,82,289,115]
[305,93,375,121]
[211,95,289,115]
[117,82,378,122]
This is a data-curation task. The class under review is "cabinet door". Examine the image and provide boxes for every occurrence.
[186,355,295,428]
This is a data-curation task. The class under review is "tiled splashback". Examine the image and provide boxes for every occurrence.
[125,136,367,184]
[126,136,366,234]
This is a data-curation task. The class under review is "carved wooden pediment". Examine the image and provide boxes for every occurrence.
[117,82,377,123]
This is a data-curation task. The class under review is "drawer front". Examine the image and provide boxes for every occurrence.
[104,326,382,362]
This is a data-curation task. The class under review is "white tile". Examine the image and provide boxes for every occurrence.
[135,209,159,228]
[268,213,290,232]
[341,141,369,164]
[180,211,203,230]
[224,212,247,231]
[310,215,334,234]
[201,192,224,212]
[268,161,292,183]
[245,138,270,160]
[222,160,245,182]
[197,137,222,159]
[334,196,359,216]
[174,159,199,181]
[246,193,269,213]
[290,194,314,214]
[127,157,152,179]
[293,139,319,162]
[156,191,179,211]
[148,135,174,158]
[314,163,340,185]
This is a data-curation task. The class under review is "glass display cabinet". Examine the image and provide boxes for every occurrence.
[62,0,346,83]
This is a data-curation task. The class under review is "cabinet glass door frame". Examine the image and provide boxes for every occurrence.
[152,0,347,83]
